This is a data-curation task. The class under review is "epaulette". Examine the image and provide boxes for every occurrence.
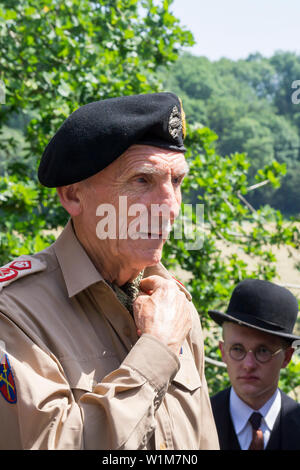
[0,256,47,292]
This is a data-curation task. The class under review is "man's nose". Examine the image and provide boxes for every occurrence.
[242,350,257,369]
[156,182,181,220]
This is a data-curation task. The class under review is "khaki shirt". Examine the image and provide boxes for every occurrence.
[0,220,219,450]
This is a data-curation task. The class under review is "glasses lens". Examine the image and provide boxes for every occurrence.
[255,346,272,363]
[229,345,246,361]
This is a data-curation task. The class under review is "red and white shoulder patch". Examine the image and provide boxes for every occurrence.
[9,260,32,271]
[0,268,18,283]
[0,256,46,291]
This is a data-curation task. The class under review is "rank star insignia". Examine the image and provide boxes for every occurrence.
[0,354,17,404]
[0,267,18,283]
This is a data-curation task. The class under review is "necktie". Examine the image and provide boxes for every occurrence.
[248,412,264,450]
[110,271,144,315]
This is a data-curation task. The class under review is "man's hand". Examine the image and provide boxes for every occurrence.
[133,275,192,356]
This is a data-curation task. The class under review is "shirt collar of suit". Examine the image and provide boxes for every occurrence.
[229,386,281,435]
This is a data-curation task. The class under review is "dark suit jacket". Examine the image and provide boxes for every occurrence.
[211,387,300,450]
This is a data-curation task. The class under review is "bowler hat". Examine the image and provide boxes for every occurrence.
[38,92,186,188]
[208,279,300,343]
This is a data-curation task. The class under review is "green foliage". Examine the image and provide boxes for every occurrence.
[279,353,300,401]
[203,331,231,395]
[1,0,193,152]
[0,174,57,262]
[160,52,300,215]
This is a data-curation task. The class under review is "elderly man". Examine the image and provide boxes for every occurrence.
[0,92,219,450]
[209,279,300,450]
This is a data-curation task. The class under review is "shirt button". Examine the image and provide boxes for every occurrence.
[102,350,107,356]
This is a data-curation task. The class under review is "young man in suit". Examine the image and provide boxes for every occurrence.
[209,279,300,450]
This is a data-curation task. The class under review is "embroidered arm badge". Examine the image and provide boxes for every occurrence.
[0,354,17,404]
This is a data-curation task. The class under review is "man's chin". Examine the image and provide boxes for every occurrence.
[131,248,163,270]
[235,382,262,400]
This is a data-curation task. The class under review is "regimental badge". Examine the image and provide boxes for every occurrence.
[168,105,182,139]
[168,99,186,141]
[0,354,17,404]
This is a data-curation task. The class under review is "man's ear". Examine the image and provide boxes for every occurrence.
[281,346,295,369]
[219,340,226,362]
[56,185,82,217]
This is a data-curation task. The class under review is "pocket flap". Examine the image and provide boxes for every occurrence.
[60,353,119,392]
[172,354,202,391]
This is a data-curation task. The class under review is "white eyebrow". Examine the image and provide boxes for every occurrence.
[130,161,190,177]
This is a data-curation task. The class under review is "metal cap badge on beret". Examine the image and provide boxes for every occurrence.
[208,279,300,343]
[38,92,186,187]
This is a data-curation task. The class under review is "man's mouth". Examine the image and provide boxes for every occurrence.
[238,375,259,381]
[133,219,173,239]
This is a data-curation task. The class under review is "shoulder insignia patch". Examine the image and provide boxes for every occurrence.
[0,256,46,292]
[0,267,18,283]
[0,354,17,404]
[9,260,32,271]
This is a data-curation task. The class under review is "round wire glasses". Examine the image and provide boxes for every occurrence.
[228,344,283,363]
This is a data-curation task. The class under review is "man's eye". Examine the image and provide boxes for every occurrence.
[135,176,147,183]
[232,345,243,352]
[257,346,269,354]
[172,176,184,186]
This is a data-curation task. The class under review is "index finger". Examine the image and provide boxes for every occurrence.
[139,275,167,293]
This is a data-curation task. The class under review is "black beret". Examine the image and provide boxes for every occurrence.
[38,92,186,187]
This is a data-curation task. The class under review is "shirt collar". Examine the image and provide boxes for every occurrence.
[230,387,254,434]
[260,388,281,430]
[53,219,104,297]
[230,387,281,434]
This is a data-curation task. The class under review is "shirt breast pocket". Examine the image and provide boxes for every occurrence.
[59,352,120,398]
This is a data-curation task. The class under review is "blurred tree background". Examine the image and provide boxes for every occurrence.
[0,0,299,398]
[160,52,300,216]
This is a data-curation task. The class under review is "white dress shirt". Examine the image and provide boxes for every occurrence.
[229,387,281,450]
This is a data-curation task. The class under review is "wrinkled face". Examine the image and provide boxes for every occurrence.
[219,322,292,407]
[78,144,188,272]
